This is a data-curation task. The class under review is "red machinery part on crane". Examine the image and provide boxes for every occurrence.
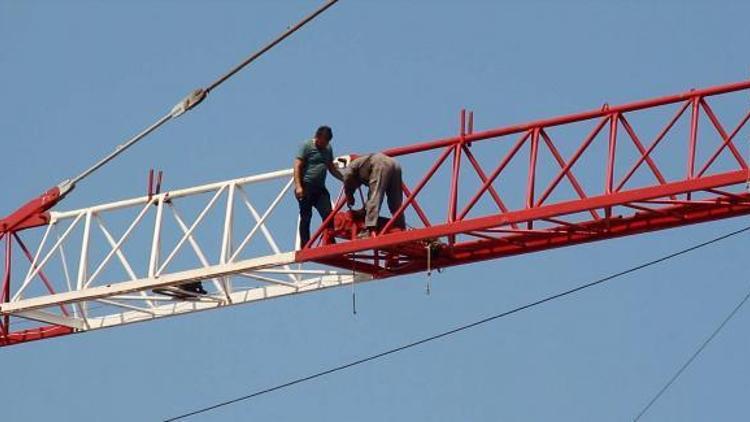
[0,187,63,234]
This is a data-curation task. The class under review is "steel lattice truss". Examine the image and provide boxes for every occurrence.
[0,170,370,345]
[3,80,750,346]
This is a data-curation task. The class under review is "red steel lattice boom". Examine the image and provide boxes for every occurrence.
[300,80,750,277]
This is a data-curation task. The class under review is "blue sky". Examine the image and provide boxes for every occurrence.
[2,1,750,421]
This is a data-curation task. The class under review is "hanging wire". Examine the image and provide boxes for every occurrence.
[633,284,750,421]
[425,242,432,295]
[351,254,357,315]
[162,224,750,422]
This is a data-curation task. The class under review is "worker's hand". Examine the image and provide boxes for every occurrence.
[352,207,366,218]
[295,186,305,200]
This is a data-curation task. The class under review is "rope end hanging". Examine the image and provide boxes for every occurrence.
[425,243,432,296]
[351,253,357,315]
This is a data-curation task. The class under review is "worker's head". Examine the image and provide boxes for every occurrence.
[314,125,333,149]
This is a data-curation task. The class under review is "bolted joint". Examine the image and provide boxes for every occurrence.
[57,179,74,198]
[170,88,207,118]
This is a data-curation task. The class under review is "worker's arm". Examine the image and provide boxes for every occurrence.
[343,177,357,207]
[342,156,361,207]
[293,158,305,199]
[327,161,344,182]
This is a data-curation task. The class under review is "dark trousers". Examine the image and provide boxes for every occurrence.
[298,184,332,247]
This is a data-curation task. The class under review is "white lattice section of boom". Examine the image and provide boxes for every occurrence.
[0,168,369,332]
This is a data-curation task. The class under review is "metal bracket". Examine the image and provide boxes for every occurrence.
[170,89,207,118]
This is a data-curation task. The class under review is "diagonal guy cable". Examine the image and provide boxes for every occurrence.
[64,1,341,194]
[163,224,750,422]
[633,283,750,421]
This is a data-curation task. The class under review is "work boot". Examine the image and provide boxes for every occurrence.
[357,229,375,240]
[182,282,207,295]
[163,282,207,298]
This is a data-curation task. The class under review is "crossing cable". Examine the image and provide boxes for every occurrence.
[633,284,750,421]
[163,223,750,421]
[63,1,341,194]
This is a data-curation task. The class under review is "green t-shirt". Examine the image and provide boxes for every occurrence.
[296,139,333,188]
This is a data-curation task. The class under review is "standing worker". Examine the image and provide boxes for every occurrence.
[343,152,405,238]
[294,125,343,248]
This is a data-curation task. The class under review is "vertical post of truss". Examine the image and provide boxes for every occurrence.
[448,109,465,245]
[220,183,235,293]
[448,109,465,224]
[605,112,619,220]
[76,211,92,316]
[687,96,701,200]
[526,127,540,229]
[2,235,10,336]
[606,113,619,194]
[76,212,92,290]
[148,196,164,279]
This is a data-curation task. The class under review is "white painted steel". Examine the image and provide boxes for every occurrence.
[2,168,371,337]
[237,186,297,283]
[51,169,293,219]
[76,211,92,292]
[85,272,370,330]
[148,196,164,279]
[219,183,236,297]
[169,204,230,299]
[155,186,226,276]
[14,213,83,301]
[95,215,155,307]
[229,179,293,263]
[86,203,152,287]
[15,310,85,330]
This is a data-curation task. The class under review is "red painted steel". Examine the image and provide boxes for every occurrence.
[382,79,750,158]
[378,146,454,235]
[539,130,599,220]
[2,236,10,336]
[458,131,529,220]
[535,117,609,208]
[297,80,750,281]
[606,113,618,194]
[0,186,61,234]
[700,100,749,174]
[461,145,513,217]
[13,234,70,316]
[300,170,749,261]
[0,325,73,347]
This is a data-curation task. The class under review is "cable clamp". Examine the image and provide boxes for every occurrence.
[170,88,207,118]
[57,179,74,198]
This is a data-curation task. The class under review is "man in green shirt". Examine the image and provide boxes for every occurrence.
[294,125,343,248]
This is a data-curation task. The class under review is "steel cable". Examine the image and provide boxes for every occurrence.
[164,224,750,421]
[68,1,340,190]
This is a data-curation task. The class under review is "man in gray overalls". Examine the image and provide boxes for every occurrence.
[343,152,405,237]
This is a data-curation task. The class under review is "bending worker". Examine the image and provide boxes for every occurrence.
[343,152,405,237]
[294,125,343,248]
